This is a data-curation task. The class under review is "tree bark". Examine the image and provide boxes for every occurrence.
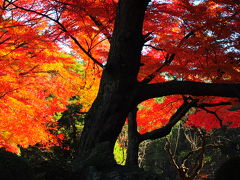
[76,0,150,166]
[126,108,141,167]
[138,81,240,102]
[125,98,197,167]
[74,0,240,170]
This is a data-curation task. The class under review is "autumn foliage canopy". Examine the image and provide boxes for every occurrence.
[0,0,240,152]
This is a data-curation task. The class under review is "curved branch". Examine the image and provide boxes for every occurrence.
[140,98,197,141]
[138,81,240,102]
[199,107,223,127]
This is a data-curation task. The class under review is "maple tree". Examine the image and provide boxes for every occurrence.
[0,3,100,153]
[2,0,240,173]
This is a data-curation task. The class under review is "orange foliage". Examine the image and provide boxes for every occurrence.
[0,9,99,153]
[140,0,240,83]
[1,0,240,147]
[138,0,240,132]
[137,96,183,134]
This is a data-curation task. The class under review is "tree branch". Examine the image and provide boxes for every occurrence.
[199,107,223,127]
[140,30,195,84]
[198,102,232,108]
[0,88,18,99]
[88,15,112,42]
[6,0,103,68]
[138,81,240,102]
[144,44,164,51]
[19,65,39,76]
[140,98,197,141]
[141,54,175,84]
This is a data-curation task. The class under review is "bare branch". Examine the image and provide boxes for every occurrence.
[141,53,175,84]
[199,107,223,127]
[0,88,18,99]
[0,37,10,44]
[165,137,180,169]
[144,44,164,51]
[6,0,103,68]
[140,29,195,84]
[88,15,112,42]
[19,65,39,76]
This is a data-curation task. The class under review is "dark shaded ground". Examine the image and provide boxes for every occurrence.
[0,148,160,180]
[1,148,240,180]
[214,157,240,180]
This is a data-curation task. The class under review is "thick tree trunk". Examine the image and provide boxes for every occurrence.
[75,0,150,167]
[73,0,240,171]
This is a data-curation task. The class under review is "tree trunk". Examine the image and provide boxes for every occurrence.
[73,0,240,171]
[75,0,150,167]
[126,108,141,167]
